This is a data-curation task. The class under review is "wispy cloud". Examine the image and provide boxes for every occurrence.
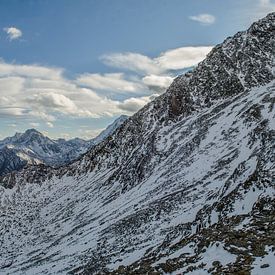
[155,46,213,70]
[46,122,54,128]
[101,53,162,75]
[118,94,158,113]
[189,14,216,25]
[142,75,174,94]
[76,73,143,93]
[100,46,212,96]
[0,62,62,79]
[3,27,22,40]
[101,46,213,74]
[29,122,40,127]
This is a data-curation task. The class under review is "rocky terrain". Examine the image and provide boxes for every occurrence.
[0,115,128,176]
[0,13,274,275]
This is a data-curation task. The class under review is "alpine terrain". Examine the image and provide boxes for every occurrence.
[0,115,128,176]
[0,13,274,274]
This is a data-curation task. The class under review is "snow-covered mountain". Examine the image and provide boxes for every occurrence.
[92,115,129,145]
[0,115,128,176]
[0,13,274,275]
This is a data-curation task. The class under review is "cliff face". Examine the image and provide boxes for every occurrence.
[0,13,274,275]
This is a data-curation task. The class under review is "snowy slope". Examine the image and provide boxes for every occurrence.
[92,115,128,145]
[0,13,274,275]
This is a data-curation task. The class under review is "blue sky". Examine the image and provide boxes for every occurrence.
[0,0,274,139]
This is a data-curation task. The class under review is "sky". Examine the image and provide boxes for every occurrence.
[0,0,274,140]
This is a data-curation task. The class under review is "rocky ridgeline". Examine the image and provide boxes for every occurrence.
[0,13,274,275]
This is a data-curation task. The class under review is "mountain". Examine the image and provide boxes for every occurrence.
[0,115,128,176]
[0,128,90,176]
[0,13,274,275]
[92,115,129,145]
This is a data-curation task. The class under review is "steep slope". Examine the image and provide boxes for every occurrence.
[92,115,128,145]
[0,115,128,176]
[0,13,274,275]
[0,147,29,177]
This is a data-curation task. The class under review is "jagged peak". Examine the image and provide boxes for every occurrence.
[24,128,42,134]
[159,12,275,119]
[22,128,45,138]
[248,12,275,32]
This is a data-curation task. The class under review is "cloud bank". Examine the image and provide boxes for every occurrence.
[0,45,212,133]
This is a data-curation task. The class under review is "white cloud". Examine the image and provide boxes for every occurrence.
[142,75,173,88]
[3,27,22,40]
[118,94,158,113]
[46,122,54,128]
[0,61,63,79]
[0,60,123,121]
[0,76,25,94]
[101,52,162,75]
[28,92,78,115]
[101,46,213,74]
[189,14,216,25]
[0,107,26,117]
[76,73,143,93]
[142,74,174,93]
[0,44,213,131]
[29,122,40,127]
[155,46,213,70]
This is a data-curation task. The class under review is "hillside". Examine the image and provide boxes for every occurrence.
[0,13,274,275]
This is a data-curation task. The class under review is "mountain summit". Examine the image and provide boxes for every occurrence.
[0,13,274,274]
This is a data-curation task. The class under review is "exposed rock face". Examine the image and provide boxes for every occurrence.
[0,13,274,275]
[0,147,27,177]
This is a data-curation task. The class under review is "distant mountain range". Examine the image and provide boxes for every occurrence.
[0,115,128,176]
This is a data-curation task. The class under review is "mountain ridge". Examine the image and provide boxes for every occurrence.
[0,13,274,275]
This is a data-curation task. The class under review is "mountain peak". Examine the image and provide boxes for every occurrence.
[92,114,128,144]
[24,128,41,134]
[159,12,274,120]
[23,128,44,137]
[249,11,275,31]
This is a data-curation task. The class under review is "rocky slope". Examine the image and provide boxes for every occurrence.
[0,13,274,275]
[0,115,128,176]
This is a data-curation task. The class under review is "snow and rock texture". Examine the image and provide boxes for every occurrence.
[92,115,128,145]
[0,129,91,176]
[0,13,274,275]
[0,115,128,176]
